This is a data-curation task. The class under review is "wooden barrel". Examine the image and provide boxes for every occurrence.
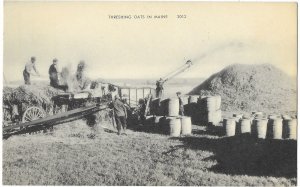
[255,112,263,115]
[181,96,189,105]
[208,110,222,126]
[282,114,291,120]
[255,112,264,119]
[215,110,222,125]
[188,95,199,104]
[204,96,216,112]
[223,118,236,137]
[254,118,268,139]
[181,116,192,135]
[268,114,281,120]
[240,118,251,134]
[167,98,179,116]
[214,95,221,110]
[151,98,161,115]
[270,118,283,139]
[283,119,297,140]
[233,113,243,122]
[166,117,181,137]
[159,99,168,116]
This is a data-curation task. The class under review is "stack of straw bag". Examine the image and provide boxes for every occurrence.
[185,95,222,125]
[147,97,192,137]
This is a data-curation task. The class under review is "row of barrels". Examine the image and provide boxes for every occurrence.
[150,98,180,116]
[150,95,222,125]
[224,113,297,140]
[145,115,192,137]
[151,95,222,116]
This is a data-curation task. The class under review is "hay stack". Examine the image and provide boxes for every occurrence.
[3,85,63,106]
[189,64,296,113]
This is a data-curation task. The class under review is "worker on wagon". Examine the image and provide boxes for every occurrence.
[109,95,127,135]
[23,56,40,85]
[49,58,59,87]
[176,91,184,116]
[49,58,68,91]
[156,78,164,98]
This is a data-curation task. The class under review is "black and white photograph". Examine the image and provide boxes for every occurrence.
[2,1,297,186]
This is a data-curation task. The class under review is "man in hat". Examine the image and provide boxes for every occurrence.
[23,56,40,85]
[48,58,68,91]
[109,95,128,135]
[156,78,164,98]
[49,58,59,88]
[176,91,184,116]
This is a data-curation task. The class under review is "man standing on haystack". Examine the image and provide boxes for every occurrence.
[176,91,184,116]
[23,56,40,85]
[109,95,127,135]
[49,58,59,88]
[156,78,164,98]
[49,58,68,91]
[76,60,90,90]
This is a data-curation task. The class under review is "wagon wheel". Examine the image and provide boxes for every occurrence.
[22,106,46,123]
[22,106,47,134]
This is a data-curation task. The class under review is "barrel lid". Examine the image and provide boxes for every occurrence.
[269,117,283,121]
[254,117,268,121]
[241,117,251,120]
[223,117,236,122]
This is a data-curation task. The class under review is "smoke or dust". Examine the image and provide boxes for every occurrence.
[192,41,245,63]
[60,61,91,92]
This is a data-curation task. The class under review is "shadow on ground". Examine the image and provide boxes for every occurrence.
[173,134,297,178]
[127,123,168,135]
[126,116,170,135]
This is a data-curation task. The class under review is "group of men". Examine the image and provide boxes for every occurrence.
[23,56,67,91]
[23,56,184,135]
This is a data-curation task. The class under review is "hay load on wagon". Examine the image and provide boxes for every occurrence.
[3,84,64,122]
[3,84,63,106]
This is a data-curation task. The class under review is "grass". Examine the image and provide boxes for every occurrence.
[2,117,297,186]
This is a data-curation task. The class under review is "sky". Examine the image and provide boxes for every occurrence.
[3,2,297,82]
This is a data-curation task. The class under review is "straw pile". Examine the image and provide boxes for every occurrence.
[189,64,296,113]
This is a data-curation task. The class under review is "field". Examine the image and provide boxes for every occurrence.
[3,118,297,186]
[2,81,297,186]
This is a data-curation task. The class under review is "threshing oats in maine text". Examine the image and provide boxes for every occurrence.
[108,15,169,19]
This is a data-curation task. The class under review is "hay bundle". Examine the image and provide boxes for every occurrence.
[3,87,14,104]
[3,85,63,106]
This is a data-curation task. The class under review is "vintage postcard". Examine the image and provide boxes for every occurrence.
[2,1,297,186]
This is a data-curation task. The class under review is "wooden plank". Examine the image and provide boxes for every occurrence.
[3,105,108,131]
